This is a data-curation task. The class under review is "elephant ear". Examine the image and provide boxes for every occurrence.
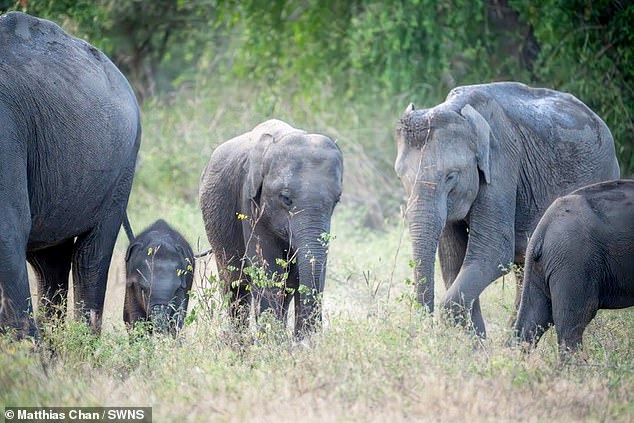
[125,241,142,263]
[246,133,275,202]
[461,104,491,184]
[124,241,142,288]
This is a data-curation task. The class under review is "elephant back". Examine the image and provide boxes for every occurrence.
[0,12,139,137]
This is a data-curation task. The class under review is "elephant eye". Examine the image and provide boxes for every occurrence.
[280,194,293,207]
[446,171,458,182]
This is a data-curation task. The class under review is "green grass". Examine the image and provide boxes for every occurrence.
[2,80,633,422]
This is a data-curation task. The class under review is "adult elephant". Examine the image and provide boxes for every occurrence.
[394,82,620,336]
[0,12,141,337]
[199,119,343,336]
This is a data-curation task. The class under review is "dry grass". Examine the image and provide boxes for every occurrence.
[1,81,633,422]
[2,207,633,422]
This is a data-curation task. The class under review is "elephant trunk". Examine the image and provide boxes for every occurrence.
[292,219,330,336]
[407,188,446,312]
[149,304,172,334]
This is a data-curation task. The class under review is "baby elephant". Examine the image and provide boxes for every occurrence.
[199,119,343,336]
[124,220,194,336]
[514,179,634,352]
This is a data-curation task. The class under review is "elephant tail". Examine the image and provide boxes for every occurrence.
[122,213,135,242]
[194,248,213,259]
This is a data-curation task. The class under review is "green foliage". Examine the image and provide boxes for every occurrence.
[348,0,488,97]
[243,262,288,291]
[220,0,502,105]
[19,0,221,98]
[511,0,634,175]
[185,272,226,327]
[9,1,632,173]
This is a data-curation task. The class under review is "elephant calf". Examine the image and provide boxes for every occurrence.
[124,220,194,336]
[514,180,634,352]
[199,119,343,336]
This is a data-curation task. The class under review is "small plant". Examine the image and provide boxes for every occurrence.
[186,273,225,327]
[498,261,524,277]
[396,276,423,314]
[176,257,194,278]
[319,231,336,248]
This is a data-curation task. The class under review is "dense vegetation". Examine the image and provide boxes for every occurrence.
[5,0,633,185]
[1,1,633,421]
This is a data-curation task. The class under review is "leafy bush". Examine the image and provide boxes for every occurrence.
[13,0,633,174]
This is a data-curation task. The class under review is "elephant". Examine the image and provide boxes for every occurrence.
[513,179,634,352]
[394,82,620,336]
[0,12,141,337]
[124,219,194,336]
[199,119,343,336]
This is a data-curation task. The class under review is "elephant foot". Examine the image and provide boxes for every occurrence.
[89,309,102,333]
[442,300,487,338]
[74,306,103,334]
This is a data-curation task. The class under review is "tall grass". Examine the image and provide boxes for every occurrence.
[2,79,633,422]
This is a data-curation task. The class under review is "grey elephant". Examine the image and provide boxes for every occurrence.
[394,82,620,336]
[199,119,343,336]
[513,179,634,352]
[124,220,194,336]
[0,12,141,337]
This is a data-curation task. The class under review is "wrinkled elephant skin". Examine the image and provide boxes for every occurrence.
[394,82,620,335]
[0,12,141,337]
[199,119,343,336]
[514,179,634,353]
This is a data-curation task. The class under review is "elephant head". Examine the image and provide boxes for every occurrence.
[243,127,343,334]
[125,225,194,335]
[394,103,491,311]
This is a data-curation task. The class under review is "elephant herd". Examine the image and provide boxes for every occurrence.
[1,12,632,356]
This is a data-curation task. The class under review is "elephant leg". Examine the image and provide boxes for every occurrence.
[230,279,252,325]
[551,272,599,354]
[0,223,33,337]
[0,142,35,337]
[444,258,511,337]
[443,189,516,337]
[256,286,284,321]
[27,239,74,323]
[0,250,32,337]
[438,221,468,290]
[217,252,252,330]
[243,237,286,323]
[72,202,127,333]
[253,259,286,322]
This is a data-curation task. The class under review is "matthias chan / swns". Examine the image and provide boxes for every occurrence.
[4,407,151,422]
